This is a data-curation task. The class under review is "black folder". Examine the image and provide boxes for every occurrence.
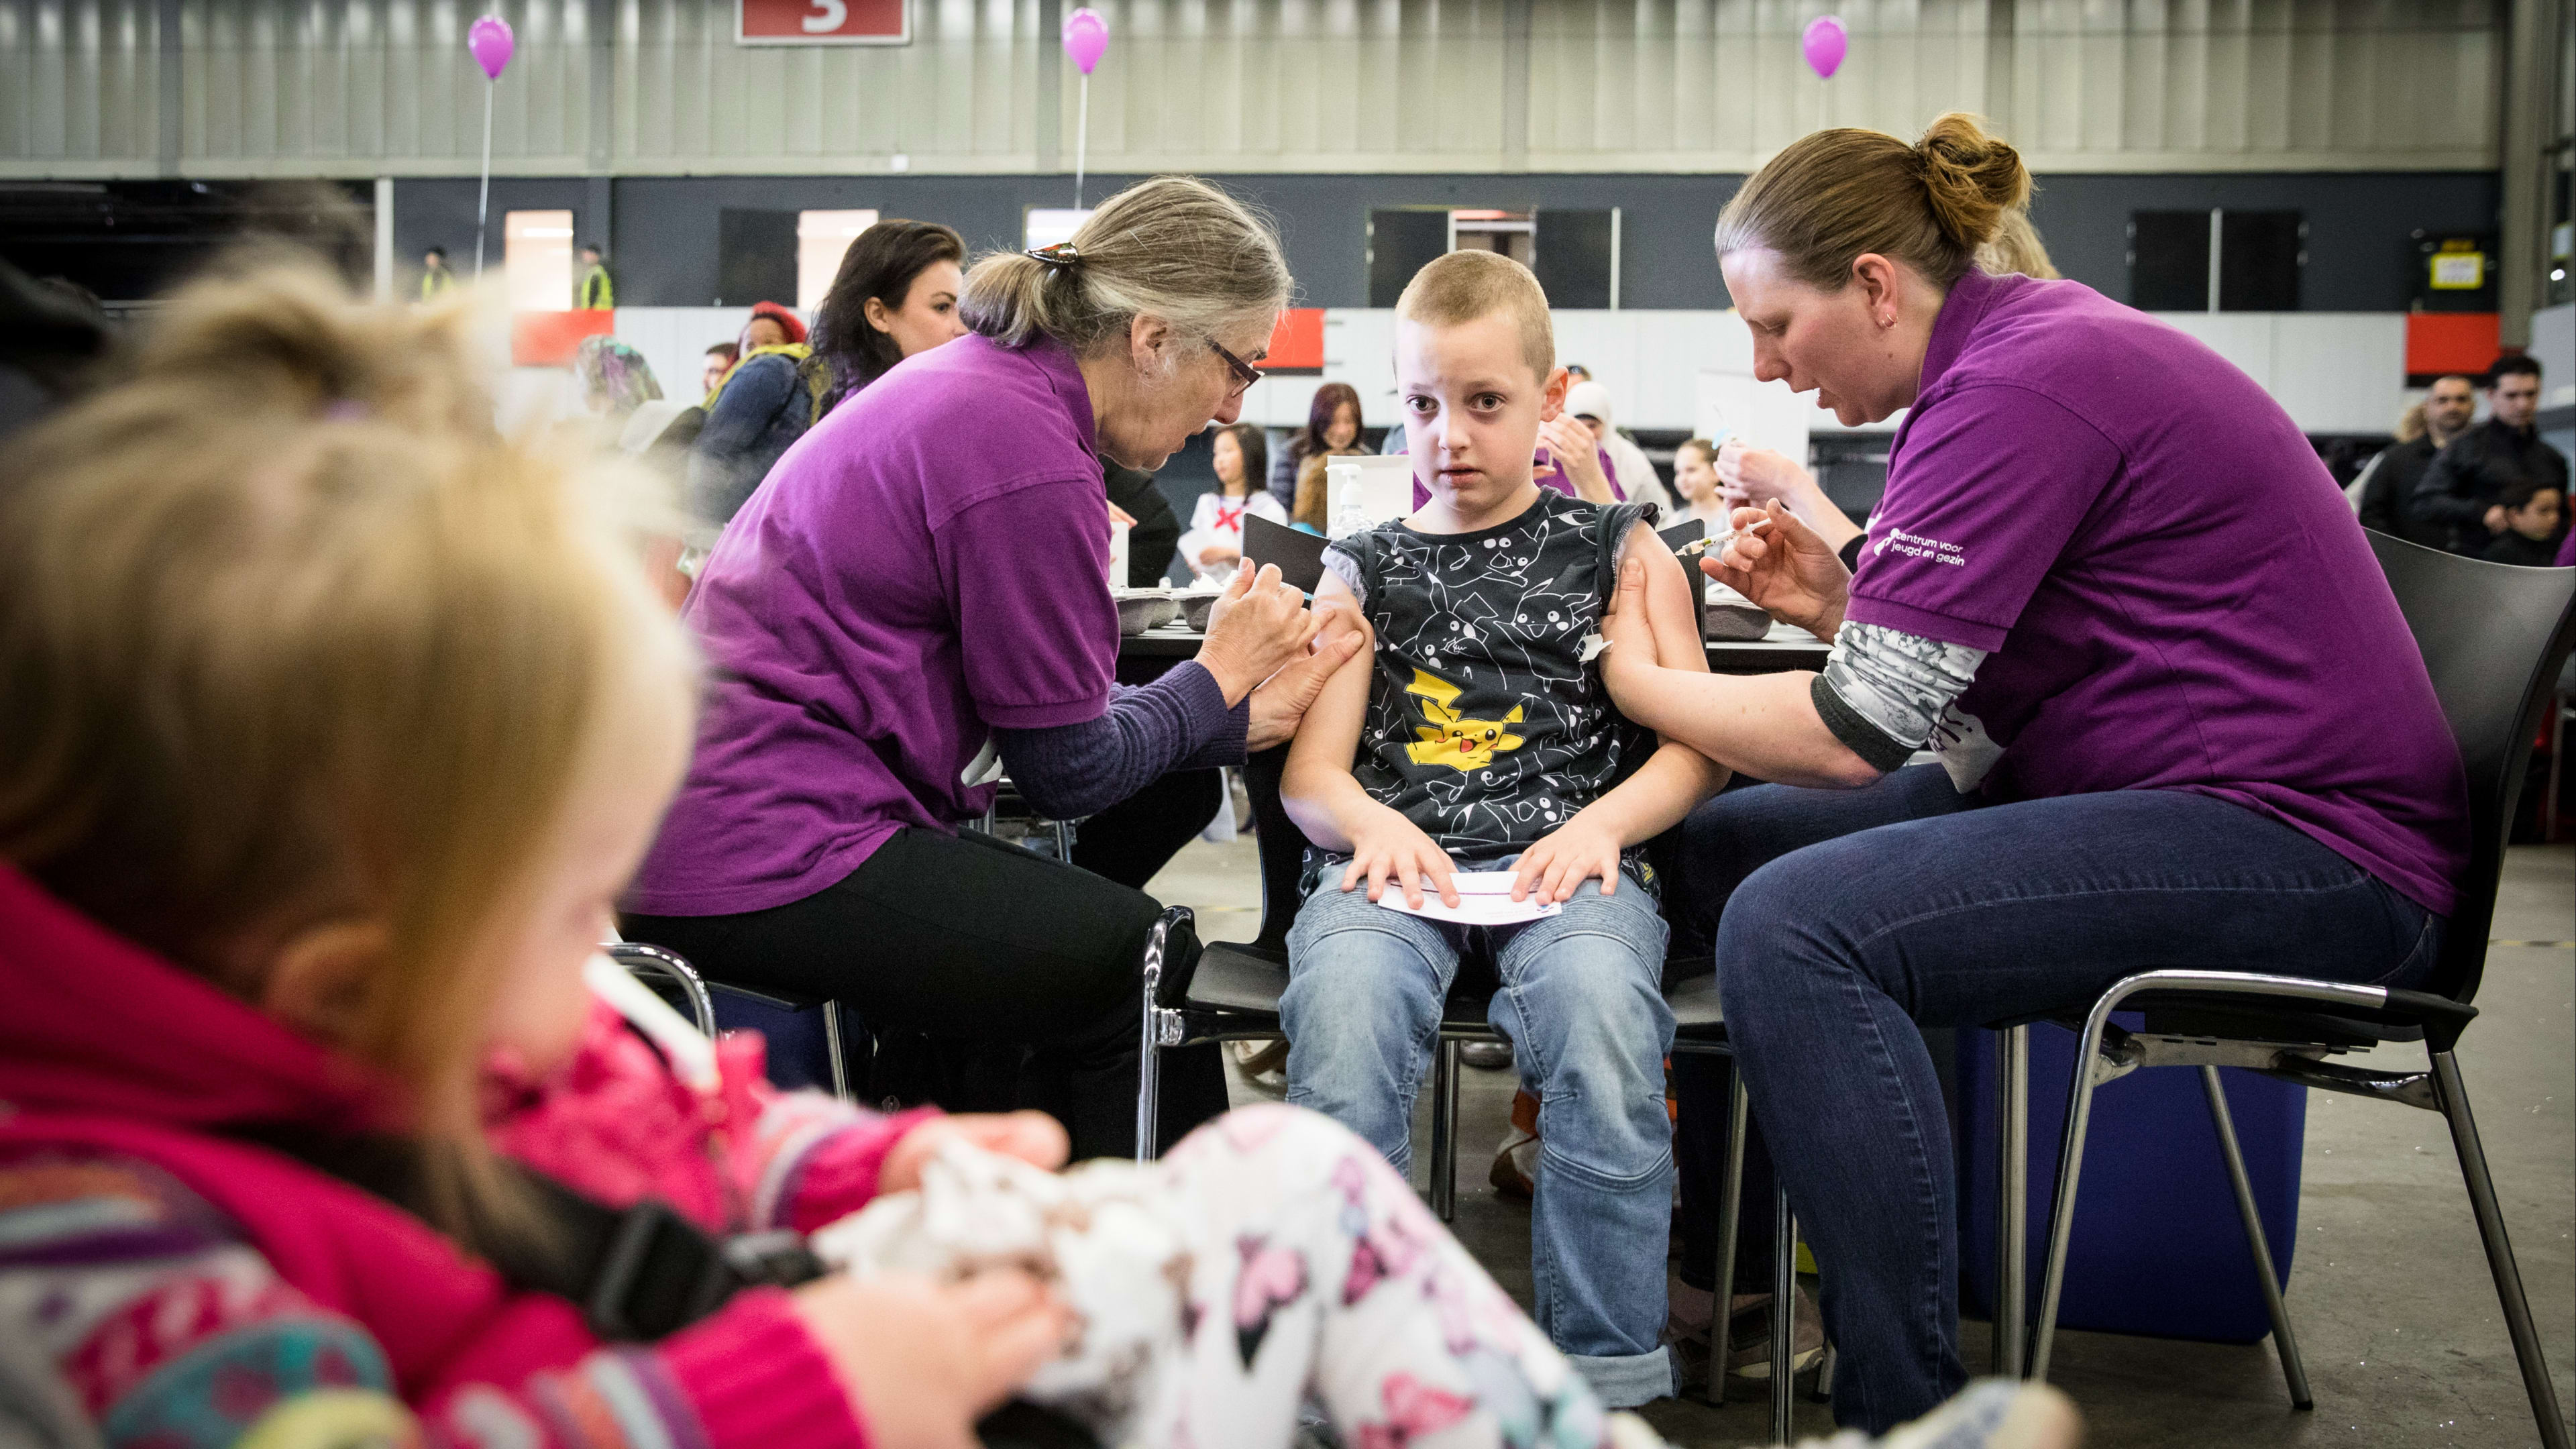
[1242,513,1329,594]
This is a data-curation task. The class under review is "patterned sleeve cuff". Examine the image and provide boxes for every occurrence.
[778,1106,945,1234]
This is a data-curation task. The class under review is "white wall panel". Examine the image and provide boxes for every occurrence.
[1,0,2502,177]
[1,0,165,168]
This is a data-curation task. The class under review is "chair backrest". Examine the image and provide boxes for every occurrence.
[1239,744,1312,951]
[2367,531,2576,1005]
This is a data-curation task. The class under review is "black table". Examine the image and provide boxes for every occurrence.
[1115,620,1833,680]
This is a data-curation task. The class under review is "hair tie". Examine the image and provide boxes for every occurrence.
[1026,242,1081,270]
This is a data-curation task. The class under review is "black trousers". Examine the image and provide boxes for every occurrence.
[1072,767,1224,890]
[623,822,1228,1161]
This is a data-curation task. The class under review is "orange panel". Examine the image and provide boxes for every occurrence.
[511,309,616,368]
[2404,312,2500,380]
[1261,308,1325,374]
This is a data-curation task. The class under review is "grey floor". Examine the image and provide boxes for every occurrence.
[1144,831,2575,1448]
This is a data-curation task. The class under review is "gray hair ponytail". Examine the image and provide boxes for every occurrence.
[959,176,1290,357]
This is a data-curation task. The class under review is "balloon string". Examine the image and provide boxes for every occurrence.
[474,79,494,279]
[1073,72,1088,210]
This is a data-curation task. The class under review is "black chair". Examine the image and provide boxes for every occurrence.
[1134,745,1823,1440]
[1994,533,2573,1446]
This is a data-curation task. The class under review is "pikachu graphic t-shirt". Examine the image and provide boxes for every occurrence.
[1322,490,1657,867]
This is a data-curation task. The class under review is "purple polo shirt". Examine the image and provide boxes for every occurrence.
[628,334,1120,916]
[1849,270,2469,914]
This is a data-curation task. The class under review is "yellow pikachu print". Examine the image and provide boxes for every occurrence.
[1404,667,1525,771]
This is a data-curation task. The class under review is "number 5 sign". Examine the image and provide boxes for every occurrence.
[740,0,908,44]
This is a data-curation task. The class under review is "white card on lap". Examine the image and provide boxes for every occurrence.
[1375,869,1562,926]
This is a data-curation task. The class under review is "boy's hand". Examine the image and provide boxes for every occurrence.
[1341,810,1460,910]
[879,1112,1069,1195]
[1511,813,1625,904]
[793,1271,1070,1449]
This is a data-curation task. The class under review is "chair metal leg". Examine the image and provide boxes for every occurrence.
[1135,1027,1163,1165]
[2546,694,2567,843]
[1136,910,1185,1163]
[2200,1065,2314,1409]
[1770,1182,1796,1444]
[1808,1341,1836,1403]
[1709,1075,1751,1407]
[1996,1025,2030,1378]
[820,1000,853,1102]
[2429,1049,2571,1449]
[2029,1013,2117,1383]
[1430,1038,1462,1221]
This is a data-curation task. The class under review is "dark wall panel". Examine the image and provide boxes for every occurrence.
[390,177,596,283]
[384,168,2498,314]
[2025,172,2498,314]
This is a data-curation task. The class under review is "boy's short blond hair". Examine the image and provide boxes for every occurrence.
[1394,250,1555,384]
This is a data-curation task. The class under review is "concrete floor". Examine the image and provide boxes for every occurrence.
[1144,833,2575,1448]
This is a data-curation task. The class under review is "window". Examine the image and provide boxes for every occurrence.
[2129,209,2304,312]
[1448,210,1534,268]
[797,210,880,311]
[503,210,574,313]
[716,209,798,308]
[1023,208,1092,252]
[1365,208,1621,309]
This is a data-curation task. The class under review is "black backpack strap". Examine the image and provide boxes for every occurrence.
[225,1122,822,1342]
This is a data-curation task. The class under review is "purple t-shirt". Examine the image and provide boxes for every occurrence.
[628,335,1121,916]
[1848,270,2469,914]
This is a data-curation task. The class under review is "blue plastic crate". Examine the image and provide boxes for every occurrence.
[1956,1018,2306,1344]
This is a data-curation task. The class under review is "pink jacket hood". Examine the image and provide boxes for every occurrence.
[0,863,394,1132]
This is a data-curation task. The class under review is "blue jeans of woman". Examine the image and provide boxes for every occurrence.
[1281,863,1678,1409]
[1676,766,2443,1432]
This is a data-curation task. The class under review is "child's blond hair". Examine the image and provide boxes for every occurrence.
[1393,250,1555,384]
[0,261,694,1222]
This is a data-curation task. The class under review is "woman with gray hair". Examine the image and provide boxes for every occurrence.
[624,176,1363,1159]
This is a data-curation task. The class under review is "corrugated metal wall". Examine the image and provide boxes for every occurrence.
[0,0,2502,176]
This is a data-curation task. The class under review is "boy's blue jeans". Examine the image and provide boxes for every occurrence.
[1281,861,1677,1408]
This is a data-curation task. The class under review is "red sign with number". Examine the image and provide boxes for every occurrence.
[739,0,908,44]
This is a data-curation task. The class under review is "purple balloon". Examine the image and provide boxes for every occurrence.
[1801,14,1846,78]
[468,15,514,81]
[1062,8,1109,76]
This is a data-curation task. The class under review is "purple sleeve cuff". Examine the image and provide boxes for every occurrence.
[994,661,1244,818]
[1163,661,1250,770]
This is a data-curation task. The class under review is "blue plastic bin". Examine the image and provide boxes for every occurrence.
[1956,1018,2306,1344]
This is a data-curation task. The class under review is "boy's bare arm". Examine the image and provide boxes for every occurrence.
[1280,572,1380,852]
[1281,573,1463,908]
[1509,527,1729,902]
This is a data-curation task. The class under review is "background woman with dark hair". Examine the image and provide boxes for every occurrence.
[1177,421,1283,580]
[1269,380,1366,510]
[806,217,969,413]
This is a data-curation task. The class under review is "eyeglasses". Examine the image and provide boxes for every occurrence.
[1207,338,1263,400]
